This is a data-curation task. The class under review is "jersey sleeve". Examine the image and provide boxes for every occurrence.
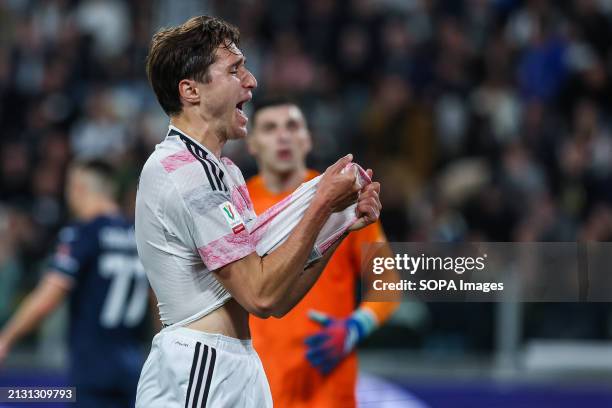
[167,171,255,271]
[48,224,95,281]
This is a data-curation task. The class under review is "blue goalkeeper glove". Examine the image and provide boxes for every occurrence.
[305,308,377,375]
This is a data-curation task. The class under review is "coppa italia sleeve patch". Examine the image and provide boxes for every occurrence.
[219,201,246,234]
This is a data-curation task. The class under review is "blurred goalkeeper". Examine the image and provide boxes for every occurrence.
[0,160,149,407]
[247,98,401,407]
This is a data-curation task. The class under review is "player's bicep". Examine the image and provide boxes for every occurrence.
[214,252,269,317]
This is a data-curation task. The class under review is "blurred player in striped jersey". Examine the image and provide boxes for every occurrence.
[247,98,401,407]
[0,160,150,407]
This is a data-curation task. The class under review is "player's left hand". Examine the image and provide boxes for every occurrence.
[348,169,381,232]
[304,310,365,375]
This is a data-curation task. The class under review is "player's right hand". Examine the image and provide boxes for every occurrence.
[315,154,360,213]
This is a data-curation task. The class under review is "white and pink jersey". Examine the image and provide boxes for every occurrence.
[135,125,257,326]
[136,125,371,327]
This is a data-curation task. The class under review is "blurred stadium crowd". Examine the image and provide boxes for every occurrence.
[2,0,612,351]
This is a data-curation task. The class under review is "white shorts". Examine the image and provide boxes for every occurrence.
[136,327,272,408]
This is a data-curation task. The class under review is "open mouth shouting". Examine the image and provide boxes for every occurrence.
[236,95,251,124]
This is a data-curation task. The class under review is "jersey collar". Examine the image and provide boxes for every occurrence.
[166,124,223,167]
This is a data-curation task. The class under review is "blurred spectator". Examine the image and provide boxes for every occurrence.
[262,31,316,94]
[69,88,130,160]
[0,206,25,326]
[74,0,130,59]
[515,11,569,102]
[360,74,435,189]
[0,141,31,202]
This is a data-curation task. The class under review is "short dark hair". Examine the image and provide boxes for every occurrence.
[146,15,241,116]
[251,96,301,126]
[70,160,117,198]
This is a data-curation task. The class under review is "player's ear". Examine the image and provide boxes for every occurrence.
[178,79,200,105]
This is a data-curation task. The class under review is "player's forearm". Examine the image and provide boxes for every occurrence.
[361,242,402,322]
[272,233,347,317]
[360,265,401,326]
[362,268,403,306]
[0,275,68,348]
[256,196,333,309]
[362,270,402,306]
[0,291,55,348]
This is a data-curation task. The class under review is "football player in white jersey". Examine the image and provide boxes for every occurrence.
[135,15,382,407]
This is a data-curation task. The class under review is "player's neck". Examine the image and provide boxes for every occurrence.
[80,200,120,221]
[261,166,307,194]
[170,113,225,158]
